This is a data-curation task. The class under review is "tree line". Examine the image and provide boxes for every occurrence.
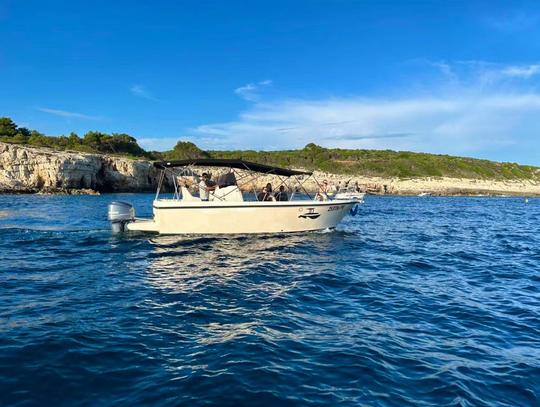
[0,117,148,158]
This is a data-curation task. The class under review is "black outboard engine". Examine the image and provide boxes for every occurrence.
[107,201,135,233]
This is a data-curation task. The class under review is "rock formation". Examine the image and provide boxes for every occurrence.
[0,142,163,193]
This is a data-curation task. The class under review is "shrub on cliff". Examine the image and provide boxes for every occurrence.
[82,131,147,157]
[0,117,31,142]
[0,117,148,158]
[164,141,210,160]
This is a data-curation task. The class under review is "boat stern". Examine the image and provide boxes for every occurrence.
[108,201,158,233]
[125,219,159,233]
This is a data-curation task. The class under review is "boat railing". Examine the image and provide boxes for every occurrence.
[155,164,321,203]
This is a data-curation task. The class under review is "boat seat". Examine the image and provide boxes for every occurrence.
[210,185,244,202]
[181,186,201,201]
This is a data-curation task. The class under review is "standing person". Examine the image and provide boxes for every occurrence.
[328,181,338,196]
[198,172,216,201]
[354,181,360,192]
[274,185,288,201]
[316,180,329,201]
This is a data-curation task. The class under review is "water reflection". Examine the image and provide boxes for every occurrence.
[143,233,332,350]
[144,233,319,292]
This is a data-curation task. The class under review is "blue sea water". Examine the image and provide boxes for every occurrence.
[0,194,539,406]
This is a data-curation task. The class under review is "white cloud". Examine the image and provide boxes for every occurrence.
[36,107,101,120]
[485,12,540,32]
[501,64,540,79]
[426,60,540,86]
[130,84,159,101]
[190,63,540,159]
[137,137,179,151]
[234,80,272,101]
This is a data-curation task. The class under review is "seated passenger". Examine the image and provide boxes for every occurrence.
[257,187,275,201]
[274,185,288,201]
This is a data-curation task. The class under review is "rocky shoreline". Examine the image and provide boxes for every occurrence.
[0,141,165,194]
[1,141,540,196]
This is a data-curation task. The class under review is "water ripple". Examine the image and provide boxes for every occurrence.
[0,195,539,406]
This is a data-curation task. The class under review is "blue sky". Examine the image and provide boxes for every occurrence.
[1,0,540,164]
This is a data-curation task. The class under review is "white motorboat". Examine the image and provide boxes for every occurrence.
[334,184,366,202]
[108,159,361,235]
[334,191,365,201]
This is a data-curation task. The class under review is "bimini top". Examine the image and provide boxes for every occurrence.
[153,158,312,177]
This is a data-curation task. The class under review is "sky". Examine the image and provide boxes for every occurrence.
[1,0,540,164]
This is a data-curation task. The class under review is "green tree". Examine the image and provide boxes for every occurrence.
[0,117,19,137]
[165,141,210,160]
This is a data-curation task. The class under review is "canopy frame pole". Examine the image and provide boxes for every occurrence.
[172,168,180,200]
[175,166,259,202]
[293,175,313,200]
[156,163,316,202]
[274,174,295,199]
[312,176,328,201]
[209,167,256,201]
[155,169,165,200]
[231,170,260,200]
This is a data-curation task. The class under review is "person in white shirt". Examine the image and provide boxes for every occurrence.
[198,172,216,201]
[316,180,329,201]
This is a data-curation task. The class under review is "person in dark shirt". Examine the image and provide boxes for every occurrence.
[274,185,288,201]
[257,187,270,201]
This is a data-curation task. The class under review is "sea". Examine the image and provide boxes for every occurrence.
[0,194,539,406]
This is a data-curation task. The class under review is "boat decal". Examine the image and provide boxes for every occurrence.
[298,208,320,219]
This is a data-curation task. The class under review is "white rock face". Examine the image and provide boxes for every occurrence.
[0,142,162,193]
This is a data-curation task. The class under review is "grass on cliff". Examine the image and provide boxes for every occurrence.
[208,143,540,180]
[2,116,539,180]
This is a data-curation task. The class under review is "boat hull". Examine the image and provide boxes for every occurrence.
[126,200,358,234]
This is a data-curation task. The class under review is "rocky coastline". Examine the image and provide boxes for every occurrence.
[1,141,540,196]
[0,141,165,194]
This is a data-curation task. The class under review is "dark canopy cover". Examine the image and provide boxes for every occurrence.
[153,158,312,177]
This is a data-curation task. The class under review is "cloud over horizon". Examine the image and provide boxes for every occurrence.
[234,80,272,102]
[36,107,101,120]
[130,84,159,101]
[186,61,540,163]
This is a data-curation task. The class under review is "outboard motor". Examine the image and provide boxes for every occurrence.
[108,201,135,233]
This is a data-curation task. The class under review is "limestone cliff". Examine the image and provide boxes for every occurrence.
[0,142,163,193]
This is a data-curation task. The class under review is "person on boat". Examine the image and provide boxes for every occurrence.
[257,186,275,201]
[316,180,329,201]
[265,183,273,194]
[354,181,360,192]
[199,172,216,200]
[274,185,288,201]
